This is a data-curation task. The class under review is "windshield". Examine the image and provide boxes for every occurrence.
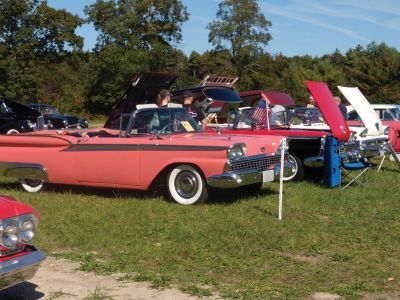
[227,107,288,129]
[29,105,59,115]
[386,108,400,121]
[289,108,326,126]
[39,105,59,115]
[128,108,200,135]
[0,100,13,113]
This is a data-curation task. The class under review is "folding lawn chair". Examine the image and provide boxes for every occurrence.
[340,158,371,190]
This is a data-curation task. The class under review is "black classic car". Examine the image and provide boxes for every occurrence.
[27,104,88,129]
[0,97,44,134]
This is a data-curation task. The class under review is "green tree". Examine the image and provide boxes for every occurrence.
[0,0,84,103]
[85,0,188,50]
[208,0,272,77]
[83,0,189,114]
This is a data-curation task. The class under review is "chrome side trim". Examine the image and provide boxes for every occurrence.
[0,162,48,181]
[0,248,45,290]
[64,144,227,152]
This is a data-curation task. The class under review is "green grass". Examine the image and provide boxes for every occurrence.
[88,118,107,128]
[1,161,399,299]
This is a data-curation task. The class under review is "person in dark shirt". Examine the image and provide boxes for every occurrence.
[182,90,209,130]
[182,90,194,111]
[334,96,348,119]
[156,89,171,107]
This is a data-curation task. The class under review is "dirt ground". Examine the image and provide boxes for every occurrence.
[1,256,398,299]
[0,257,200,300]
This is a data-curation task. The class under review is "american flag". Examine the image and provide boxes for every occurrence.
[252,99,269,125]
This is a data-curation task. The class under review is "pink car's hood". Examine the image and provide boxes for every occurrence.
[0,195,37,220]
[306,81,351,142]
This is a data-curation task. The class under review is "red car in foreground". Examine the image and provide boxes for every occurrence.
[0,195,44,290]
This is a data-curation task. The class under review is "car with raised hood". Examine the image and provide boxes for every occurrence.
[346,101,400,156]
[27,104,88,130]
[0,97,44,134]
[289,86,388,160]
[0,73,289,205]
[0,195,44,291]
[205,81,364,181]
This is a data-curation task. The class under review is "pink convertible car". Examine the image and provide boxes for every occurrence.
[0,104,287,205]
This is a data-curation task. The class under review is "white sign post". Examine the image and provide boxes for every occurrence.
[278,138,286,220]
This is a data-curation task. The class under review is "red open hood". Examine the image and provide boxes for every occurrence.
[305,81,351,142]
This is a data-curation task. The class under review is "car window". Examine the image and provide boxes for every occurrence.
[130,108,199,135]
[374,109,383,119]
[347,111,360,121]
[0,101,13,113]
[390,108,400,120]
[383,108,396,121]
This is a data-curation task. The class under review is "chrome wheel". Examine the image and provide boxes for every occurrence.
[168,165,207,205]
[175,171,199,199]
[283,154,303,181]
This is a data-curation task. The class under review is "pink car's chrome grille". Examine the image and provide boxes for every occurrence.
[228,154,282,172]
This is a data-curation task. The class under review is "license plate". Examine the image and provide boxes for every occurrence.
[262,170,275,183]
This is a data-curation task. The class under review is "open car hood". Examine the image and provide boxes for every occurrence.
[306,81,351,142]
[338,86,384,136]
[104,72,178,129]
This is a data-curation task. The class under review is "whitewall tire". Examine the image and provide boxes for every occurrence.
[20,179,44,193]
[6,129,19,134]
[167,165,207,205]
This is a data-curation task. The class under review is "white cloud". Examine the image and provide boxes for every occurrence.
[261,0,400,32]
[262,2,370,41]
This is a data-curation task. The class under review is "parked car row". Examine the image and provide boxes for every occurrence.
[0,97,87,134]
[0,72,399,292]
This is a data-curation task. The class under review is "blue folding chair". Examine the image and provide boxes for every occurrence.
[340,158,370,190]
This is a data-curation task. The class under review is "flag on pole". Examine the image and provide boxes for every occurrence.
[252,99,269,125]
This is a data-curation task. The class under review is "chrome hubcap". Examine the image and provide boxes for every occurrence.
[284,155,298,180]
[175,171,198,199]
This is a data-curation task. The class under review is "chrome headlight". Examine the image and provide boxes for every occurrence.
[2,222,18,248]
[47,120,54,129]
[227,143,247,161]
[0,214,38,249]
[19,216,37,243]
[63,119,69,127]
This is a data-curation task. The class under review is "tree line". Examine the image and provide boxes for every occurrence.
[0,0,399,116]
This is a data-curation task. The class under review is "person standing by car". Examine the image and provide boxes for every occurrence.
[182,90,194,111]
[307,95,316,108]
[181,90,209,130]
[156,89,171,107]
[335,96,348,119]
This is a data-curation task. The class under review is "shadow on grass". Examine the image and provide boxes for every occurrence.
[207,186,276,205]
[0,180,277,206]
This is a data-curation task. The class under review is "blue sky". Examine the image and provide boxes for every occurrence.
[47,0,400,57]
